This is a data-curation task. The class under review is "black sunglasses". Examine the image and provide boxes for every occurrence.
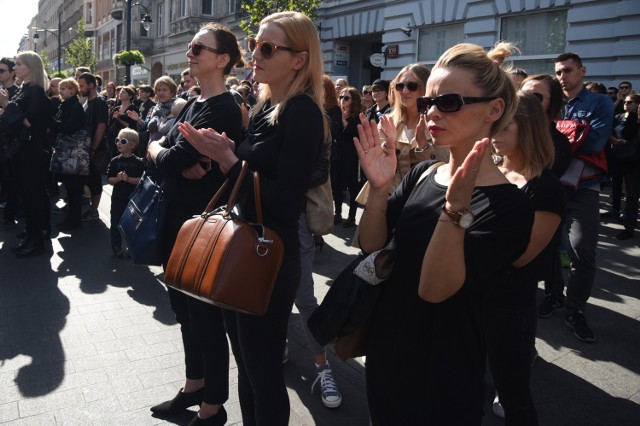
[247,37,299,59]
[116,138,130,145]
[417,94,497,113]
[363,90,372,95]
[339,95,351,101]
[395,82,421,92]
[188,41,221,56]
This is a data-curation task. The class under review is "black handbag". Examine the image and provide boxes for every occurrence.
[118,171,167,265]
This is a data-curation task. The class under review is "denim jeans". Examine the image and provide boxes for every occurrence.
[553,188,600,313]
[294,213,325,356]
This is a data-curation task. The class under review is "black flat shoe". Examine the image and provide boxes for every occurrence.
[188,406,227,426]
[342,217,356,228]
[10,238,30,253]
[616,229,634,240]
[314,235,325,251]
[14,242,44,258]
[150,387,204,416]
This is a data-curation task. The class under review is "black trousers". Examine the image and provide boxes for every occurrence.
[14,147,50,243]
[62,174,85,225]
[222,251,300,426]
[483,301,539,426]
[110,197,127,250]
[167,288,229,404]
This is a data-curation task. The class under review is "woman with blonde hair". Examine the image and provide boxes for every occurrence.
[353,42,534,424]
[179,11,326,425]
[0,51,53,257]
[128,75,177,142]
[489,91,565,424]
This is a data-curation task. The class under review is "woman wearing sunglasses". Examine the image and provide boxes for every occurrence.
[178,12,325,425]
[147,23,245,426]
[353,43,535,424]
[489,91,565,424]
[331,86,362,227]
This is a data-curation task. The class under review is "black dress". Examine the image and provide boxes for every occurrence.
[365,161,534,425]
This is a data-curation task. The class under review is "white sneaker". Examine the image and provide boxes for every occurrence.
[312,362,342,408]
[492,393,505,418]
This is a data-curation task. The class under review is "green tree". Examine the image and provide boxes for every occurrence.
[64,19,96,71]
[239,0,322,36]
[39,50,52,76]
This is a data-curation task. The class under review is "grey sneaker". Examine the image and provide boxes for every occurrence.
[312,362,342,408]
[81,209,99,221]
[565,311,595,343]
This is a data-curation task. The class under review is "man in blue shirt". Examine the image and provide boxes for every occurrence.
[540,52,613,343]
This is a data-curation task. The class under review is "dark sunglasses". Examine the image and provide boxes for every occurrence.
[188,41,221,56]
[417,94,497,113]
[620,85,631,89]
[116,138,130,145]
[363,90,372,95]
[624,100,636,104]
[247,37,299,59]
[339,95,351,101]
[395,82,420,92]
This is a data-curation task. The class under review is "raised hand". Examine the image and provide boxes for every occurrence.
[445,138,489,210]
[353,113,396,191]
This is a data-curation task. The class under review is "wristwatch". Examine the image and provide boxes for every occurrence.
[441,202,475,229]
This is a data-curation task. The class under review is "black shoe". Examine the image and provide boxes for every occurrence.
[314,235,325,251]
[342,217,356,228]
[600,209,621,220]
[14,241,44,258]
[10,238,30,253]
[564,311,596,343]
[538,294,564,318]
[333,215,343,225]
[616,229,634,240]
[0,219,17,231]
[150,387,204,416]
[188,406,227,426]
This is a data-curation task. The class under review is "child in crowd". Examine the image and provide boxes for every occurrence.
[106,128,145,257]
[157,98,188,145]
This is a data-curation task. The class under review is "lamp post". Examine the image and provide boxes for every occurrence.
[32,19,62,74]
[123,1,153,84]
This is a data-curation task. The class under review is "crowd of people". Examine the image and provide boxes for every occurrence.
[0,10,637,426]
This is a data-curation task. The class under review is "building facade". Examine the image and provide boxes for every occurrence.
[24,0,639,90]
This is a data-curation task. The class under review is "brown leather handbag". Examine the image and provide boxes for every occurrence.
[164,161,284,315]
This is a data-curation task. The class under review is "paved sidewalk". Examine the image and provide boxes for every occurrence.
[0,185,638,425]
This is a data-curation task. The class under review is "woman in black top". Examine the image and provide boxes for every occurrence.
[0,51,53,257]
[489,92,565,425]
[179,12,325,425]
[354,42,534,425]
[147,23,244,426]
[332,86,362,227]
[106,86,139,156]
[49,78,87,230]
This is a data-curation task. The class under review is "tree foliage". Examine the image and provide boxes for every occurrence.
[64,19,96,71]
[39,50,52,76]
[239,0,322,36]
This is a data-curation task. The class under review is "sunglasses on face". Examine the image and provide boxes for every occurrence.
[116,138,130,145]
[417,94,497,113]
[339,95,351,101]
[624,100,636,104]
[247,37,299,59]
[363,91,372,95]
[395,82,420,92]
[188,41,221,56]
[620,86,631,90]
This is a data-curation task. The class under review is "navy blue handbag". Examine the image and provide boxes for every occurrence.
[118,171,166,265]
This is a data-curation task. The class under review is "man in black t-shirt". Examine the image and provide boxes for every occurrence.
[78,73,108,221]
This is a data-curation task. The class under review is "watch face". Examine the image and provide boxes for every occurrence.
[459,212,474,229]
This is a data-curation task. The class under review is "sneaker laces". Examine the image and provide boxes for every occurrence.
[312,366,340,401]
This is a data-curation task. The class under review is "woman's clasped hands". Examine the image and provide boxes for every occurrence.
[178,122,238,173]
[353,113,397,191]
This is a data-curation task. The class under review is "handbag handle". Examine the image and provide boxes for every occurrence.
[202,161,264,225]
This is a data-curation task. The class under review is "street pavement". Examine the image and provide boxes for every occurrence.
[0,183,638,425]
